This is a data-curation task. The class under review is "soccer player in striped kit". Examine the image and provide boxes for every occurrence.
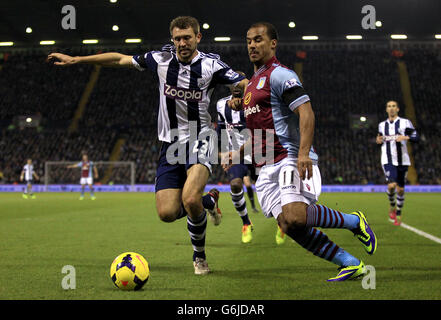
[20,158,39,199]
[216,80,258,243]
[48,16,248,275]
[225,22,378,281]
[376,100,419,226]
[67,154,98,200]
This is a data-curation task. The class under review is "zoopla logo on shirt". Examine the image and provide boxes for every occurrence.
[163,84,203,102]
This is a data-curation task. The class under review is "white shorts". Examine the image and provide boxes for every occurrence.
[80,177,93,185]
[255,157,321,220]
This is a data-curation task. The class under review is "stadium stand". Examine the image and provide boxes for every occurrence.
[0,45,439,185]
[404,50,441,184]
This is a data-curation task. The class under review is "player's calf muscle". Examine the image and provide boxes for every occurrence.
[230,178,243,194]
[182,193,203,218]
[182,165,209,216]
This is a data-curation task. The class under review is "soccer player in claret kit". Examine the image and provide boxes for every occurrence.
[48,16,248,275]
[376,100,419,226]
[20,158,39,199]
[66,154,98,200]
[225,22,378,281]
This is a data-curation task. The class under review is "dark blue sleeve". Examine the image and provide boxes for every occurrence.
[405,127,419,142]
[132,51,158,72]
[213,68,245,85]
[211,59,245,86]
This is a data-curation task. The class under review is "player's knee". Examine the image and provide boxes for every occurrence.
[230,180,243,194]
[156,202,180,223]
[156,208,178,223]
[388,182,397,191]
[182,194,201,214]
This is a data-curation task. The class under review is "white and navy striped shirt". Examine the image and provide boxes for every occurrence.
[132,46,245,143]
[23,164,34,181]
[216,95,251,163]
[378,116,418,166]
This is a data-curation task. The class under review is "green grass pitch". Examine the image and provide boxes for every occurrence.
[1,192,440,300]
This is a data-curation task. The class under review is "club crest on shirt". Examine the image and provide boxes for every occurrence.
[256,77,266,89]
[197,77,208,88]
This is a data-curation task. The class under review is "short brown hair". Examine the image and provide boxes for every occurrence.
[386,100,399,107]
[169,16,200,35]
[249,22,278,41]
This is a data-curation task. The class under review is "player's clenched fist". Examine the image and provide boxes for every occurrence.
[227,97,243,111]
[376,134,384,144]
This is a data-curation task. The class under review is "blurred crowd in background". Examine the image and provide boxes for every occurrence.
[0,45,440,185]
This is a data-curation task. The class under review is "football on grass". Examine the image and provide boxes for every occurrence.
[110,252,149,290]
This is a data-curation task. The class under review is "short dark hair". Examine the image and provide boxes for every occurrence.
[386,100,399,107]
[169,16,200,35]
[248,22,278,41]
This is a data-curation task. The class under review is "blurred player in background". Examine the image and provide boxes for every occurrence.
[217,77,285,245]
[66,154,98,200]
[376,100,419,226]
[20,158,39,199]
[48,16,248,275]
[216,75,256,243]
[225,22,377,281]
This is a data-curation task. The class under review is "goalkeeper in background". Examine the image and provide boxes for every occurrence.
[66,154,99,200]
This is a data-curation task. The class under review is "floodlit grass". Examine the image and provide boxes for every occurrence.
[1,192,440,300]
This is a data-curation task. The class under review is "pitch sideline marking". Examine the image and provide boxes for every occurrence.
[400,222,441,245]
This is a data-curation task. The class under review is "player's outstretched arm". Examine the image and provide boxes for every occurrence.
[47,52,134,68]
